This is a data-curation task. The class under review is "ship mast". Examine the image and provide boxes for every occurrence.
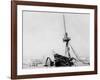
[62,14,71,58]
[63,15,67,33]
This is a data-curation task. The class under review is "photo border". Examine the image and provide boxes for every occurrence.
[11,0,97,79]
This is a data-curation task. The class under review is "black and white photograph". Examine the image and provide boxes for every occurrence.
[22,11,90,69]
[11,1,97,79]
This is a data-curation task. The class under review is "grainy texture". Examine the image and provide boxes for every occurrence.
[11,1,97,79]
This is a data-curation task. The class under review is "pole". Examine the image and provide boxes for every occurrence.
[63,14,71,58]
[63,14,66,33]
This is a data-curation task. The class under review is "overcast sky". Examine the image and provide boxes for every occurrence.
[22,11,90,64]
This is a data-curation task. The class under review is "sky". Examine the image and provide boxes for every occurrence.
[22,11,90,66]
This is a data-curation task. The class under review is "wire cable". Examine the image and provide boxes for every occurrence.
[69,44,90,65]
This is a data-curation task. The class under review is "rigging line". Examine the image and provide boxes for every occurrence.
[63,14,67,33]
[69,44,80,61]
[69,44,90,65]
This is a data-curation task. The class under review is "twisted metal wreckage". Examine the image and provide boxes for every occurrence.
[44,15,90,67]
